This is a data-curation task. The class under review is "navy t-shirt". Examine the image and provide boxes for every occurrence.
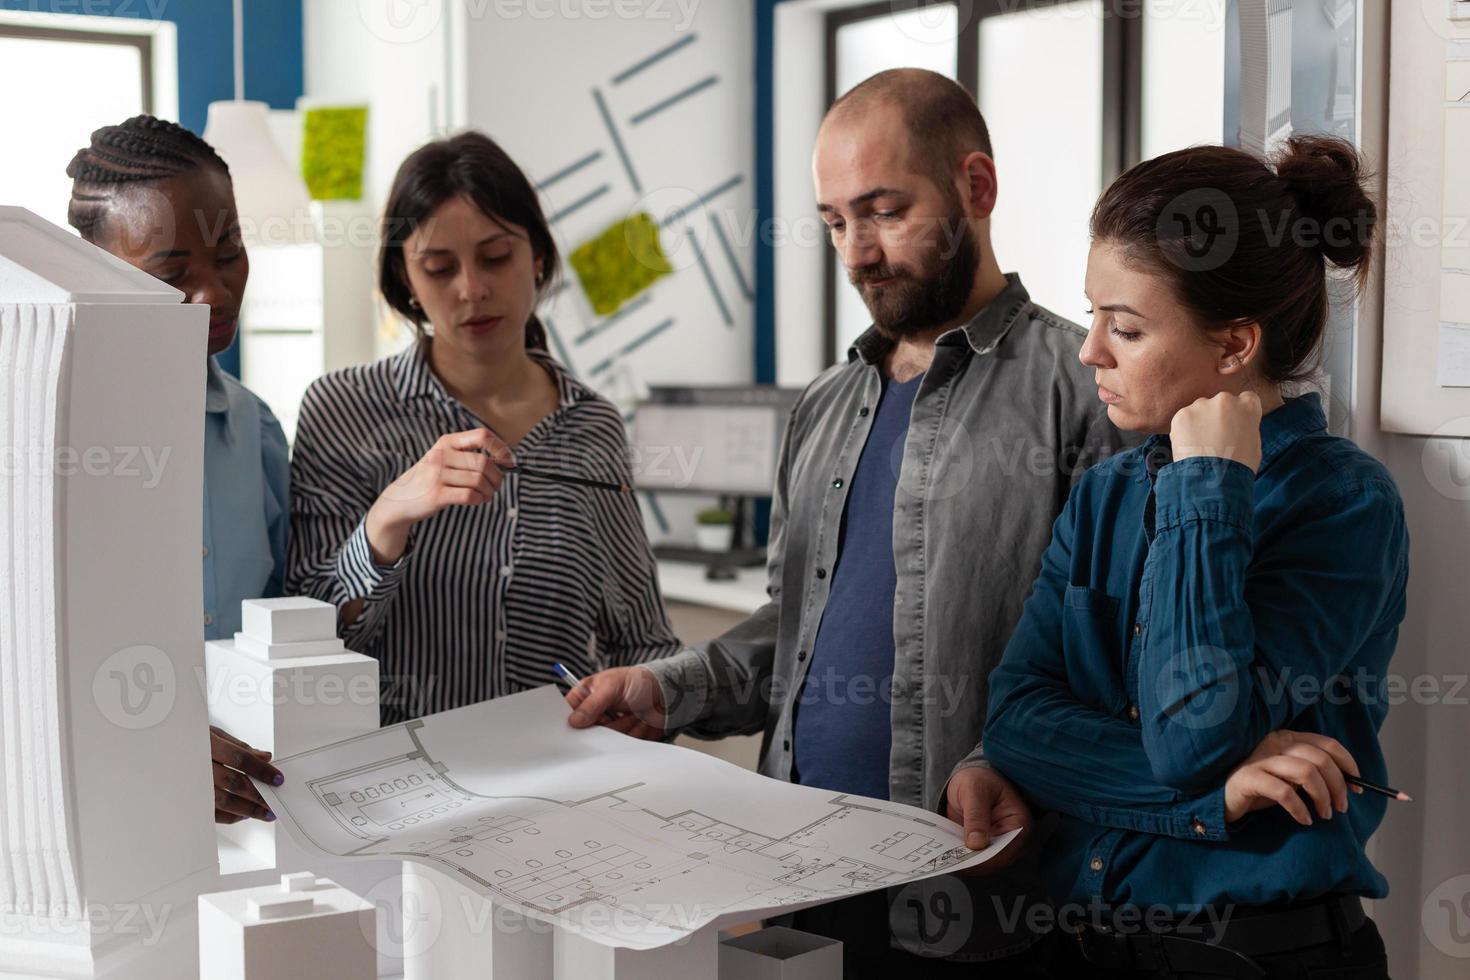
[791,371,923,800]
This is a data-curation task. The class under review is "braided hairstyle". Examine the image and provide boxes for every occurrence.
[66,114,231,242]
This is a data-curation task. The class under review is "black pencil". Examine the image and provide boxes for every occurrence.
[1345,775,1412,802]
[512,465,633,494]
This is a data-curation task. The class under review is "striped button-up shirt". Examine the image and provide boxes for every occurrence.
[286,342,679,724]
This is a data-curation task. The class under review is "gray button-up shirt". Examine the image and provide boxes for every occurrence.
[645,274,1132,958]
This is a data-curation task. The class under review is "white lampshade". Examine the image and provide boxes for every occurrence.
[202,100,314,246]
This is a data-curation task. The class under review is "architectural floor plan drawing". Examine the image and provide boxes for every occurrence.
[258,686,1017,949]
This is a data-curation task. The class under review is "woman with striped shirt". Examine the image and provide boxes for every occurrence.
[286,131,680,725]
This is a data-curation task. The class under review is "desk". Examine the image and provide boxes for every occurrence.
[654,559,769,615]
[655,560,766,773]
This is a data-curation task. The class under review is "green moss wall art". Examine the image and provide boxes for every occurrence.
[569,212,673,316]
[301,106,368,201]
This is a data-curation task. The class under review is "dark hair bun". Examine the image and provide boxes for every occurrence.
[1273,134,1376,278]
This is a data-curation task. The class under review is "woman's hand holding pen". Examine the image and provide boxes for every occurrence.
[1223,730,1361,826]
[366,428,515,564]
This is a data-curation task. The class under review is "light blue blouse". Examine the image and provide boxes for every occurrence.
[203,356,289,640]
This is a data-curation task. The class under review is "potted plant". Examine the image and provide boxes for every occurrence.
[695,506,736,553]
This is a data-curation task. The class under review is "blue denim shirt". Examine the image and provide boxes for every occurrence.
[984,393,1409,912]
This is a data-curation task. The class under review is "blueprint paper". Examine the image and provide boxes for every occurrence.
[257,686,1018,950]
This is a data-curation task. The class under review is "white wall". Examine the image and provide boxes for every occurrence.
[459,0,755,393]
[1354,5,1470,977]
[306,0,755,387]
[306,1,756,541]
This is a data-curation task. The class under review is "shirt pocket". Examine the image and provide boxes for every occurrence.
[1062,585,1123,674]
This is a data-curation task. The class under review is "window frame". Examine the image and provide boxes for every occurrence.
[820,0,1141,365]
[0,22,153,116]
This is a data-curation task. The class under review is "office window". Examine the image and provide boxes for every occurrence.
[828,3,962,357]
[979,1,1104,325]
[0,24,153,230]
[822,0,1138,362]
[1141,2,1227,159]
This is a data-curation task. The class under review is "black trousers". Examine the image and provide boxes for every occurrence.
[784,890,1051,979]
[1044,915,1390,980]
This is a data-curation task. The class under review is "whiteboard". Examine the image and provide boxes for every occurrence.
[1381,13,1470,435]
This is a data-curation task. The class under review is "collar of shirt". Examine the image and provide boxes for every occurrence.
[204,355,241,443]
[390,337,591,415]
[1137,391,1328,483]
[846,272,1034,365]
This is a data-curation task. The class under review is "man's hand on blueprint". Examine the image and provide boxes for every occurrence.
[942,767,1031,874]
[565,666,666,740]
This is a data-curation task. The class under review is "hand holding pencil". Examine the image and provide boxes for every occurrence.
[1223,730,1410,827]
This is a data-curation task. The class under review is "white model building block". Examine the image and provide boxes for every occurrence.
[402,863,554,980]
[719,927,842,980]
[234,632,348,661]
[206,616,379,871]
[1236,0,1294,156]
[0,207,219,978]
[205,640,380,759]
[198,874,376,980]
[553,924,718,980]
[241,596,340,645]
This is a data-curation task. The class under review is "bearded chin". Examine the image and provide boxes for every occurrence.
[865,225,980,340]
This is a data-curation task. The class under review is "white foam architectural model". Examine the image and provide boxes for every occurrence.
[0,207,216,978]
[206,597,380,870]
[400,864,553,980]
[1237,0,1295,155]
[205,597,404,978]
[719,927,842,980]
[197,873,376,980]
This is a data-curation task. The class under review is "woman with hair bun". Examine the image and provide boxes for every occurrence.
[983,135,1403,978]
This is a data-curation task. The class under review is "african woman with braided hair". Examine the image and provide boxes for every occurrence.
[67,114,288,825]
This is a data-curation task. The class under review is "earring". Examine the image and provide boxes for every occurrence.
[408,297,422,311]
[1231,355,1244,368]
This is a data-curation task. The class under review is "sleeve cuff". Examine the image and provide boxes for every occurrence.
[1153,457,1255,531]
[641,648,713,732]
[1179,785,1230,842]
[336,516,412,601]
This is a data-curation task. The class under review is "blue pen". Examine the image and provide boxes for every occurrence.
[553,662,584,692]
[555,662,620,724]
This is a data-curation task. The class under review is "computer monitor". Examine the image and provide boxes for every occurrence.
[630,386,802,495]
